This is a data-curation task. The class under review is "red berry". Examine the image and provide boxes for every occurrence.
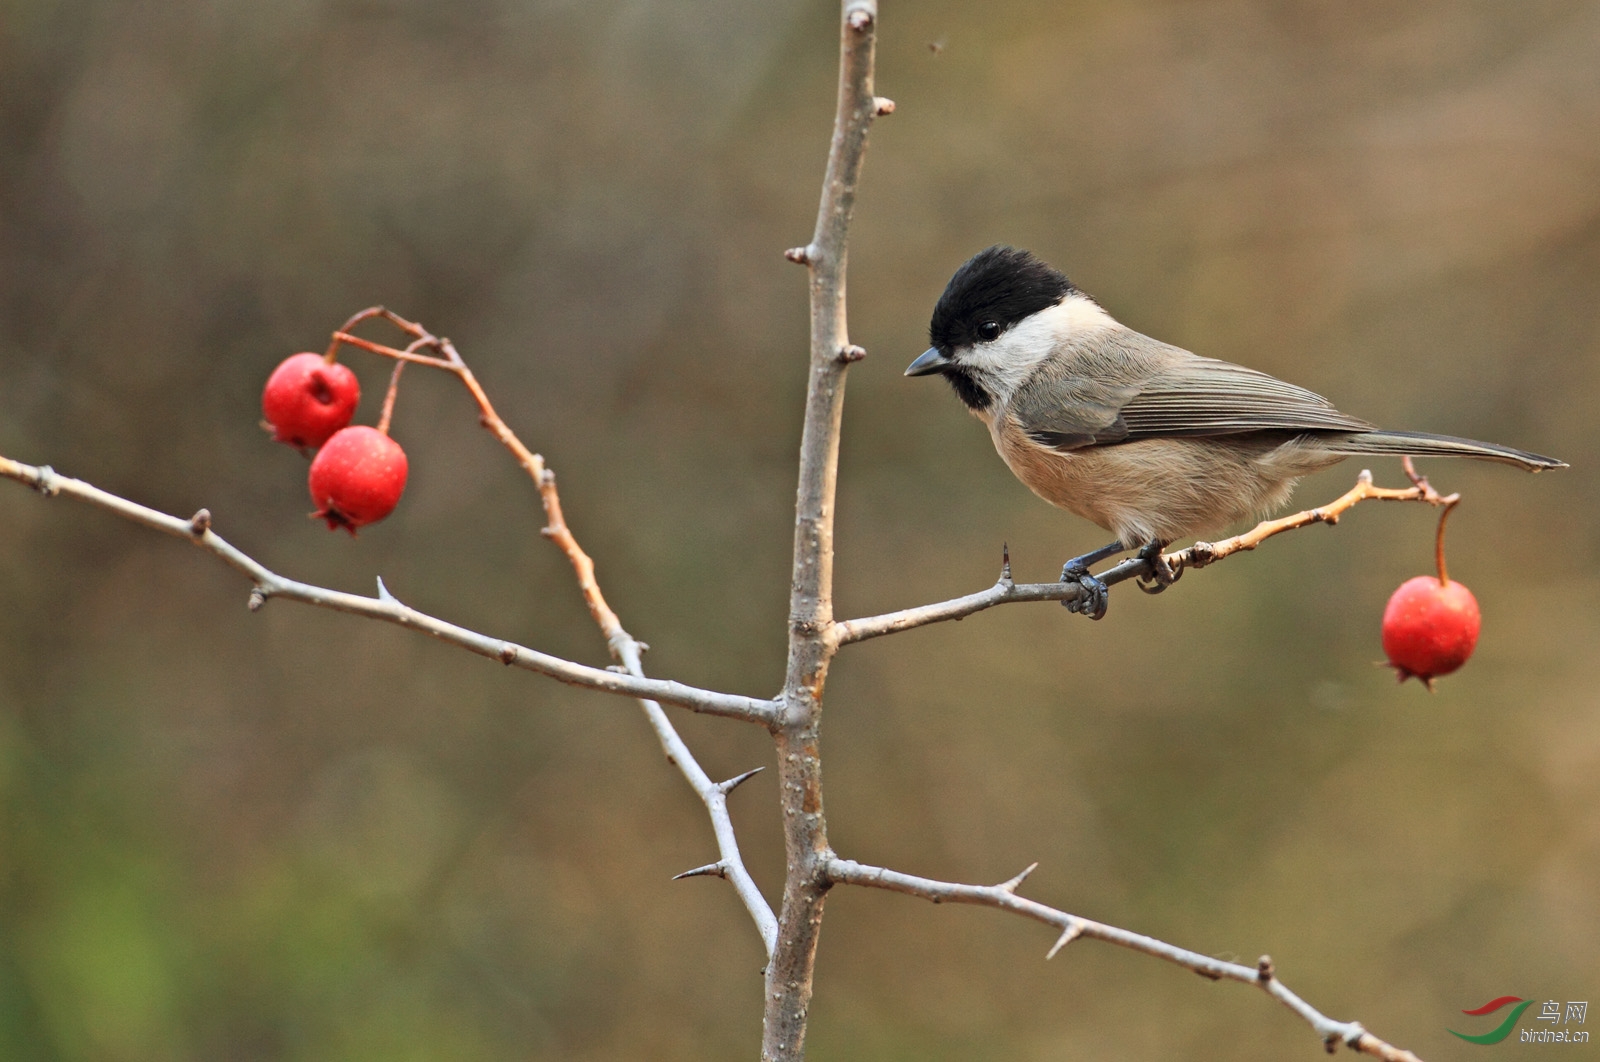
[262,353,360,450]
[1381,575,1481,688]
[308,426,408,533]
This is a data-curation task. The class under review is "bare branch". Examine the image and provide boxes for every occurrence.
[0,455,777,725]
[766,2,885,1057]
[1167,467,1457,576]
[833,467,1458,646]
[826,856,1426,1061]
[614,636,779,958]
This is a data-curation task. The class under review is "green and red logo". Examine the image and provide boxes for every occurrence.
[1450,995,1589,1044]
[1450,997,1535,1044]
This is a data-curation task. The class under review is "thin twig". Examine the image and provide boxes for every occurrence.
[826,857,1426,1061]
[0,455,777,725]
[833,467,1459,646]
[615,637,779,958]
[1165,467,1458,575]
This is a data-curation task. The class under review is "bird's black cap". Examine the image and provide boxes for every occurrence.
[928,246,1076,354]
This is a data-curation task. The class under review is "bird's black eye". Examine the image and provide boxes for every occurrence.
[976,320,1002,342]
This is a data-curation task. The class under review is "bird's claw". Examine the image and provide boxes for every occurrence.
[1061,565,1109,620]
[1135,542,1180,595]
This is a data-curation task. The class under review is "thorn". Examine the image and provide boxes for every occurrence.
[247,588,267,612]
[636,641,650,654]
[784,245,813,265]
[1357,468,1373,485]
[873,96,896,116]
[718,767,765,795]
[674,861,727,881]
[376,577,399,605]
[1046,921,1082,959]
[188,508,212,536]
[998,862,1038,893]
[499,644,517,665]
[1256,955,1274,982]
[1000,543,1013,585]
[837,344,867,364]
[846,6,873,32]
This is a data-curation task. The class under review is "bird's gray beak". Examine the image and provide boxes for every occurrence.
[905,347,951,377]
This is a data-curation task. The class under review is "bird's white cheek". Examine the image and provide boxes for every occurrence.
[960,295,1117,399]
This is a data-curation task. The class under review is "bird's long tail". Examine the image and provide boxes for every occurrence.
[1319,430,1565,472]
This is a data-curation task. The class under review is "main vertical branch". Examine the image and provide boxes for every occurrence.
[764,3,881,1060]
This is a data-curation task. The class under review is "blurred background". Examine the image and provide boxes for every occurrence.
[1,0,1596,1058]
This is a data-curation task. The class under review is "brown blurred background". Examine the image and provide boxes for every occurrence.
[1,0,1597,1058]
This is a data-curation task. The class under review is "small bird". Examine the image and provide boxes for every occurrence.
[906,246,1565,619]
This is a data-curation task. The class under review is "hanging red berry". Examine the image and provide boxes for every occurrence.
[1381,499,1479,690]
[308,426,408,533]
[262,352,360,450]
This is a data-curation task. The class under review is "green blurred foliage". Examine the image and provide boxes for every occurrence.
[1,0,1597,1058]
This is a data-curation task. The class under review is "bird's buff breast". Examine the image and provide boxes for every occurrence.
[988,415,1320,546]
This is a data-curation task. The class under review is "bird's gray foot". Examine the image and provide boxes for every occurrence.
[1060,540,1124,620]
[1135,540,1178,595]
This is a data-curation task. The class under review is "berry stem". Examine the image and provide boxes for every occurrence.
[324,306,429,362]
[1435,496,1459,585]
[376,360,405,436]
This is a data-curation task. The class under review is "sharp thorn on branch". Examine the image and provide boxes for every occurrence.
[718,766,766,795]
[1000,543,1013,585]
[1045,921,1083,960]
[375,577,399,605]
[673,861,728,881]
[998,862,1038,893]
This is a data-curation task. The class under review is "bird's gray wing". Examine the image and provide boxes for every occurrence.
[1013,354,1373,452]
[1006,373,1140,450]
